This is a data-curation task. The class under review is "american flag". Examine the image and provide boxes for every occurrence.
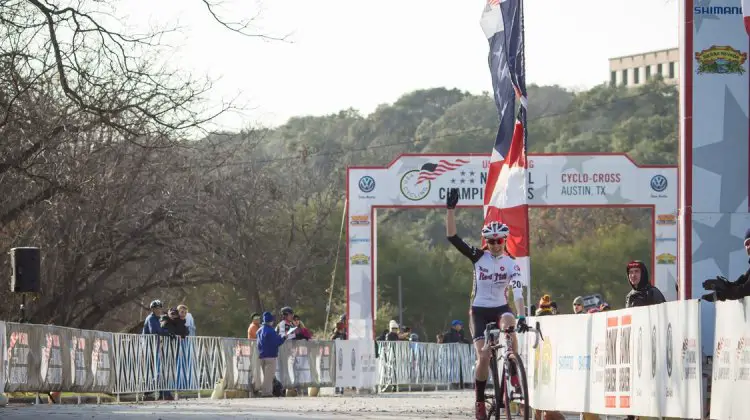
[480,0,529,275]
[416,158,470,184]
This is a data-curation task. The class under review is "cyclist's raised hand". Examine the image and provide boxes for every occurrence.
[446,188,459,209]
[516,316,530,333]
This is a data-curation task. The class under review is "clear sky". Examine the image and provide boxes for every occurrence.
[117,0,678,131]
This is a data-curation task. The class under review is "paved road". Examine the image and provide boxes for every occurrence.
[0,390,545,419]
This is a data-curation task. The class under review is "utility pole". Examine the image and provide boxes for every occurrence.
[398,275,403,326]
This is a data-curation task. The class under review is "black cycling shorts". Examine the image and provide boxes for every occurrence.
[469,305,513,342]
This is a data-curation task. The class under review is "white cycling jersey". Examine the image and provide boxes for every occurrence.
[448,235,524,308]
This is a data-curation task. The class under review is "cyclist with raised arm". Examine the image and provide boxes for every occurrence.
[445,188,528,420]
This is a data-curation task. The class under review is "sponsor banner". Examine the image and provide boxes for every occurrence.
[3,323,115,393]
[5,323,68,392]
[710,296,750,419]
[334,340,377,388]
[4,323,115,393]
[278,340,335,388]
[347,153,677,338]
[349,154,676,207]
[221,338,256,391]
[527,313,590,412]
[527,300,702,418]
[661,299,702,418]
[71,329,115,393]
[681,0,749,357]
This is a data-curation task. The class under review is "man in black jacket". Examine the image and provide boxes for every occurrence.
[443,320,471,344]
[702,228,750,302]
[625,260,666,308]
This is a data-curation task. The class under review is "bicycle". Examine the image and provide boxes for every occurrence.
[482,320,543,420]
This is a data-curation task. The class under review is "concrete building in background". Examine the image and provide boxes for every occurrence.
[608,47,679,87]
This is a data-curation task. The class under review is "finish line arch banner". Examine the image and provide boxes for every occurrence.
[346,153,677,339]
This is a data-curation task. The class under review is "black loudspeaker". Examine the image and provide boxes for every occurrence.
[10,247,41,293]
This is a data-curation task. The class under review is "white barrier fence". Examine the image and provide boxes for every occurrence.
[1,297,749,419]
[525,299,704,419]
[710,297,750,420]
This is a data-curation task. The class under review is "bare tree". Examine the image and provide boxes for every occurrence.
[193,156,343,314]
[0,0,294,327]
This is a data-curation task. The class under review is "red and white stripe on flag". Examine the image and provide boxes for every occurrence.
[483,120,529,260]
[743,0,750,35]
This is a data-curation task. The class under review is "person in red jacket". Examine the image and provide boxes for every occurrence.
[291,315,313,340]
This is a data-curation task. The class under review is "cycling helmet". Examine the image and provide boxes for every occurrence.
[280,306,294,316]
[149,300,163,309]
[481,221,510,239]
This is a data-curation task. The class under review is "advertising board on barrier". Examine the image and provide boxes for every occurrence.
[710,296,750,419]
[527,300,702,419]
[334,340,377,388]
[222,338,256,391]
[4,323,115,393]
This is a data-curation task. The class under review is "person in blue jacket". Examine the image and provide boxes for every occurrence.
[143,300,169,335]
[257,311,295,396]
[141,299,172,400]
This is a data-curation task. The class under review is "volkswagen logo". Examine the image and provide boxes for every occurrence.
[650,174,668,192]
[358,176,375,193]
[666,323,673,378]
[651,326,657,378]
[637,327,643,378]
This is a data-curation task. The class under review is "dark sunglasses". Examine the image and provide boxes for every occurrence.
[486,238,506,245]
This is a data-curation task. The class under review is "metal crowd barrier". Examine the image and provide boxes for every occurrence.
[0,322,341,395]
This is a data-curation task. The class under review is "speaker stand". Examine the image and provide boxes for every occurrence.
[18,294,26,323]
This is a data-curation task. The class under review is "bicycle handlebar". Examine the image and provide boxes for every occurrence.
[483,321,545,349]
[529,321,544,349]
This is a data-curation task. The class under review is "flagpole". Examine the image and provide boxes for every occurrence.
[519,0,532,316]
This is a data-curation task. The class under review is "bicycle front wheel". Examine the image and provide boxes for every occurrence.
[504,352,530,420]
[488,352,502,420]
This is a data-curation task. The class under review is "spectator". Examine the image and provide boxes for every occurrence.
[177,304,196,336]
[702,228,750,302]
[386,320,400,341]
[443,320,470,344]
[377,329,389,341]
[257,311,294,397]
[398,326,412,341]
[141,299,172,401]
[161,308,189,338]
[330,321,347,340]
[572,296,586,314]
[436,333,445,343]
[338,314,348,337]
[142,300,168,335]
[291,315,313,340]
[409,333,419,342]
[276,306,295,336]
[535,295,554,316]
[625,260,666,308]
[599,302,611,312]
[247,313,261,339]
[550,301,559,315]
